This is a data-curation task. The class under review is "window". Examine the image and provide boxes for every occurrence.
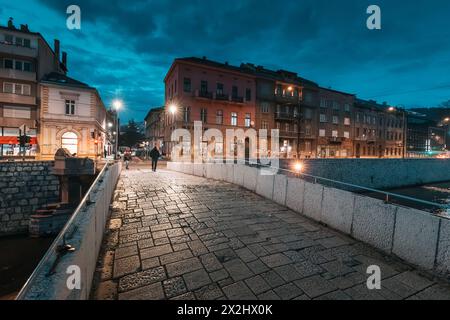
[61,132,78,155]
[332,130,338,137]
[305,126,311,136]
[276,122,280,129]
[245,88,251,101]
[216,83,224,95]
[304,108,312,119]
[333,101,340,110]
[231,112,238,126]
[260,102,269,113]
[344,104,350,112]
[4,59,13,69]
[293,124,298,132]
[174,80,177,93]
[15,60,23,70]
[344,131,350,139]
[3,106,31,119]
[276,84,282,95]
[201,80,208,93]
[320,98,326,108]
[23,62,31,72]
[23,38,31,48]
[344,117,351,125]
[319,129,326,137]
[183,78,191,92]
[4,34,13,44]
[216,110,223,125]
[332,116,339,124]
[285,123,290,132]
[320,114,327,123]
[245,114,251,127]
[15,37,23,46]
[232,86,238,98]
[65,100,76,115]
[200,108,207,123]
[3,82,30,95]
[261,120,268,130]
[3,82,13,93]
[356,128,360,137]
[183,107,190,122]
[304,93,312,103]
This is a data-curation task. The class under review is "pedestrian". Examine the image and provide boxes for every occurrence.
[124,150,132,170]
[149,145,161,172]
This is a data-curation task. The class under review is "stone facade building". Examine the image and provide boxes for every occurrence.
[38,72,108,160]
[144,106,164,150]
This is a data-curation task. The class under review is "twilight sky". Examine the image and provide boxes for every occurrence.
[1,0,450,122]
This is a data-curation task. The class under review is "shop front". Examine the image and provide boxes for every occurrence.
[0,127,37,158]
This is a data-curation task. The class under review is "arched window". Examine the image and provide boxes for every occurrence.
[61,131,78,155]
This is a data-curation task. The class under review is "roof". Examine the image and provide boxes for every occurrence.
[144,106,164,121]
[41,72,93,89]
[173,56,319,87]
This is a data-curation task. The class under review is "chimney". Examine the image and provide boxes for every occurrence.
[62,51,67,67]
[54,39,60,64]
[7,17,15,29]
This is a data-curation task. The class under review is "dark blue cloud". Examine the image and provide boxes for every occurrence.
[2,0,450,121]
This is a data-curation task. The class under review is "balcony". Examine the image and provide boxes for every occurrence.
[0,68,36,82]
[275,112,298,121]
[198,90,213,99]
[278,130,298,138]
[274,93,301,104]
[0,92,36,105]
[231,96,244,103]
[0,42,38,58]
[215,93,229,101]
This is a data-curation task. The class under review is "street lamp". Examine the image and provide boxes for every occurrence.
[112,99,123,160]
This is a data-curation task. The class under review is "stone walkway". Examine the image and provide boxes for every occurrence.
[92,167,450,300]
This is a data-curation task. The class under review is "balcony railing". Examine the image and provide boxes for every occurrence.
[274,93,301,104]
[198,91,213,99]
[0,92,36,105]
[215,93,229,101]
[0,42,38,58]
[231,96,244,103]
[0,68,36,82]
[275,112,299,121]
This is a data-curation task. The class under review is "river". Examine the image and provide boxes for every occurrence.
[0,235,54,300]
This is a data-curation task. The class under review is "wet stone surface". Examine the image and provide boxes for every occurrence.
[91,168,450,300]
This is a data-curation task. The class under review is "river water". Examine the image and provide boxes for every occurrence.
[0,235,54,299]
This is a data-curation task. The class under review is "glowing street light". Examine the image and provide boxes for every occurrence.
[388,106,395,112]
[108,122,113,128]
[113,99,123,110]
[169,103,177,114]
[294,162,304,175]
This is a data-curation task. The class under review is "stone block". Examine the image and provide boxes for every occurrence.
[285,177,305,214]
[243,166,258,192]
[321,187,355,234]
[393,207,440,270]
[352,195,396,253]
[233,165,245,186]
[302,182,324,221]
[436,218,450,275]
[255,171,275,200]
[272,174,287,206]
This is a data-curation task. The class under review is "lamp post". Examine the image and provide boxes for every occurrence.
[169,103,177,158]
[112,99,123,159]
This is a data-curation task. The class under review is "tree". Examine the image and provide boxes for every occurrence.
[119,119,145,148]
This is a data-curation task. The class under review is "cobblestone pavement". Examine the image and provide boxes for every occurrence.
[92,167,450,300]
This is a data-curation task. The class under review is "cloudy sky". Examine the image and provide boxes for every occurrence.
[1,0,450,121]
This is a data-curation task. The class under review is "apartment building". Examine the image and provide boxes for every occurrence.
[317,88,355,158]
[0,19,65,158]
[160,56,410,160]
[164,57,257,158]
[38,72,108,160]
[144,106,164,149]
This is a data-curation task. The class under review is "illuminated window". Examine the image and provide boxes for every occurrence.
[61,132,78,155]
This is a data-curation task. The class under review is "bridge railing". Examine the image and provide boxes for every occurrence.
[16,161,122,300]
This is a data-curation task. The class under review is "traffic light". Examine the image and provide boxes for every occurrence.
[18,135,31,147]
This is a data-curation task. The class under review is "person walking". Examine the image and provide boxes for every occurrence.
[124,150,132,170]
[149,145,161,172]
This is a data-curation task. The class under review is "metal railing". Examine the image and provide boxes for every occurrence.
[16,161,111,300]
[239,159,450,214]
